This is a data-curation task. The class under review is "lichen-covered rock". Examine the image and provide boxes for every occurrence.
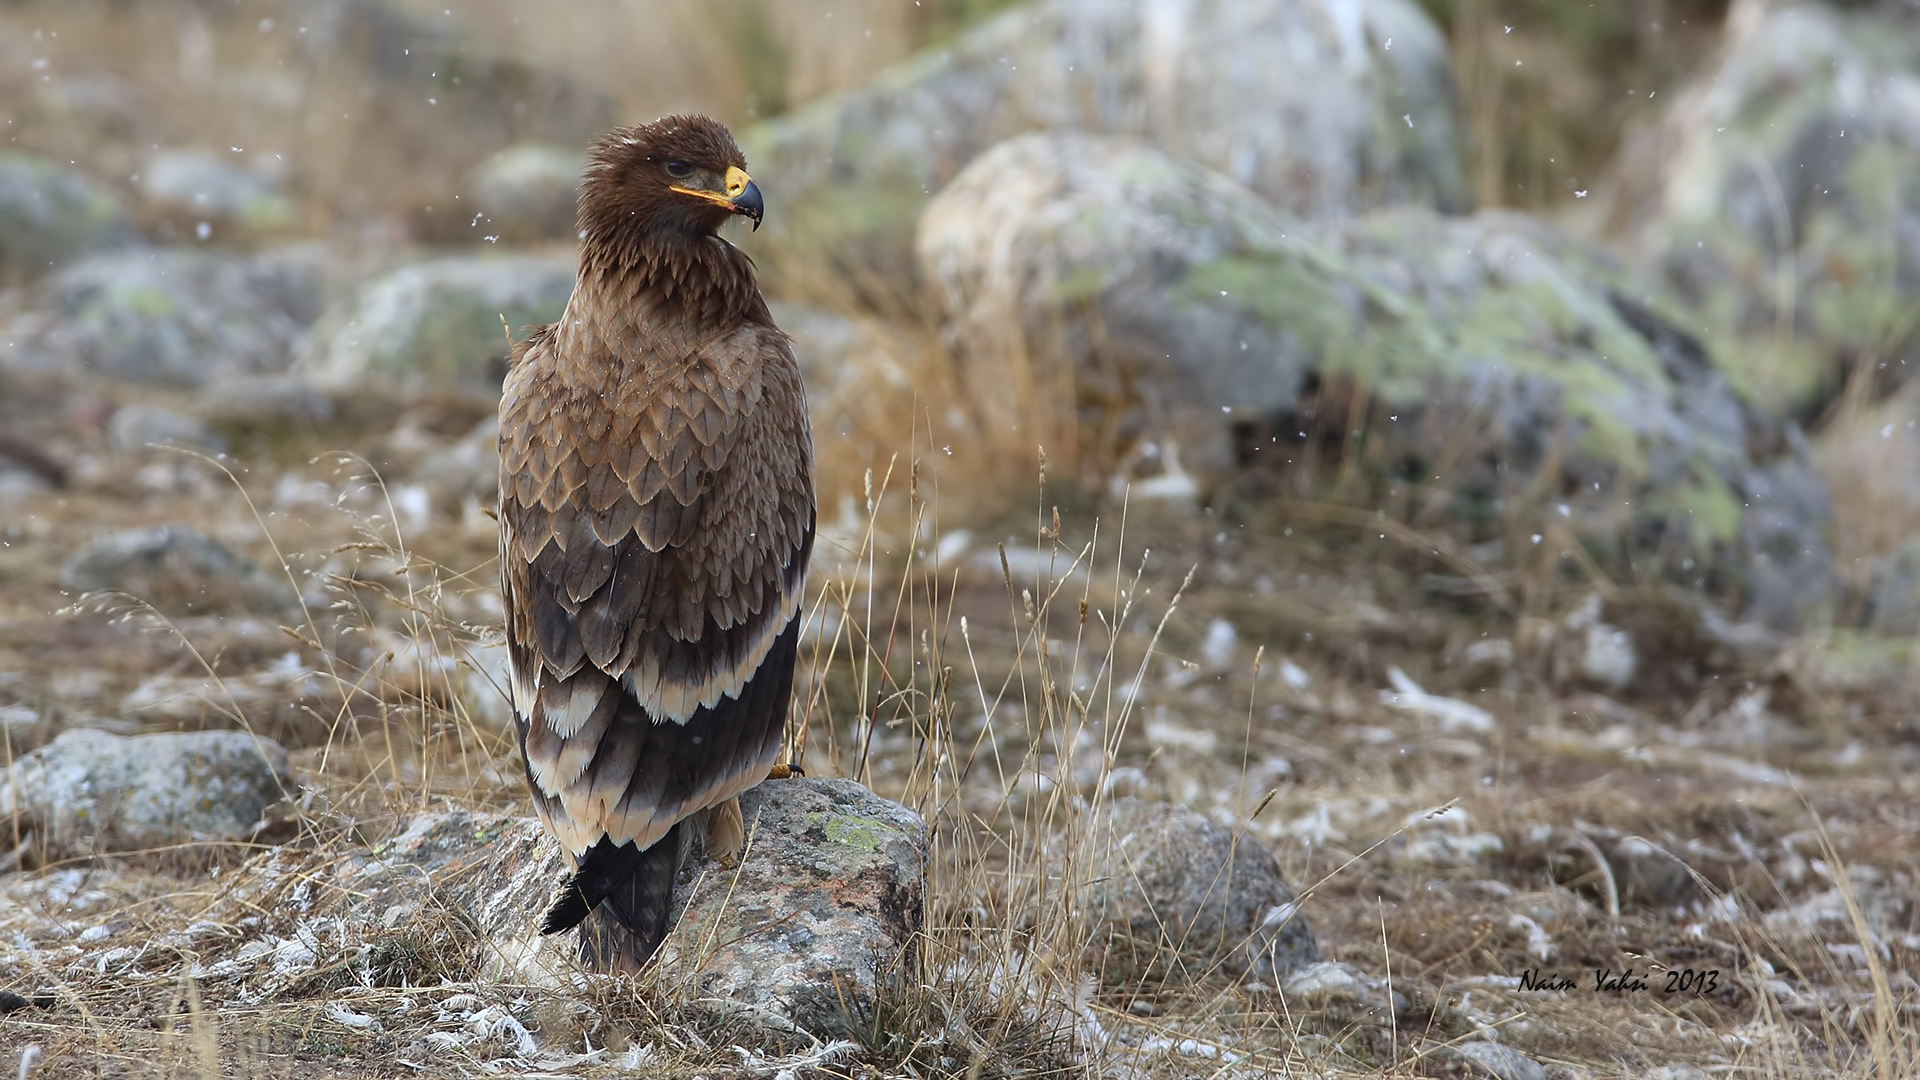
[1085,797,1317,981]
[747,0,1462,278]
[0,153,138,282]
[301,255,573,394]
[920,132,1838,628]
[140,149,295,231]
[61,524,301,617]
[1604,0,1920,416]
[0,248,323,387]
[469,144,583,242]
[334,779,926,1039]
[0,729,290,858]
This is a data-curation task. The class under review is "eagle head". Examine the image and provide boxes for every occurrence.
[579,114,764,246]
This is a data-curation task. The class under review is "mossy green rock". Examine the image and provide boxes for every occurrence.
[303,255,573,394]
[744,0,1462,283]
[4,248,323,387]
[0,153,138,282]
[919,133,1836,627]
[1605,4,1920,418]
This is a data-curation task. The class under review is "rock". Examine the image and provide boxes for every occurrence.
[1553,594,1637,691]
[302,255,574,394]
[1607,836,1698,908]
[469,144,583,242]
[1,248,324,387]
[414,417,500,512]
[1085,797,1317,980]
[919,132,1838,628]
[140,149,295,231]
[1604,1,1920,416]
[329,779,926,1038]
[1280,960,1409,1024]
[1865,535,1920,634]
[747,0,1462,277]
[194,374,335,430]
[0,153,138,282]
[768,301,919,443]
[1442,1042,1549,1080]
[0,729,290,858]
[60,525,300,617]
[108,404,225,455]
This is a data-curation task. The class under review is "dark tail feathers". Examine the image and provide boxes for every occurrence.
[538,824,686,972]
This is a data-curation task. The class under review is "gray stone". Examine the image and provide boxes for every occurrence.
[140,149,294,230]
[302,255,574,394]
[415,417,499,511]
[746,0,1462,277]
[1866,535,1920,634]
[469,144,583,242]
[1085,797,1317,980]
[1280,960,1409,1024]
[60,525,300,617]
[0,729,290,858]
[918,132,1838,628]
[330,779,926,1039]
[1605,1,1920,417]
[194,374,335,429]
[0,153,138,282]
[108,404,225,455]
[1443,1042,1549,1080]
[2,248,324,387]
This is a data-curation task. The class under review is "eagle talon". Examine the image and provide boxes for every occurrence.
[766,762,804,780]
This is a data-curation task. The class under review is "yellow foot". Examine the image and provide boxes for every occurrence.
[706,796,743,867]
[766,761,806,780]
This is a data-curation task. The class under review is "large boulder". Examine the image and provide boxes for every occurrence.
[0,153,138,284]
[746,0,1463,280]
[0,248,324,387]
[301,255,573,395]
[919,133,1837,628]
[1603,0,1920,417]
[0,729,290,859]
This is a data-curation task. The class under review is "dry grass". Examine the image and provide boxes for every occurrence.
[3,391,1918,1077]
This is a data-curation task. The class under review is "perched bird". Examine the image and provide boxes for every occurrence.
[497,115,815,973]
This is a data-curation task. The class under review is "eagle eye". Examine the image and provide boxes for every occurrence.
[665,160,693,179]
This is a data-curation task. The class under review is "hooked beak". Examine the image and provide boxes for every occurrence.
[671,165,764,231]
[730,177,764,231]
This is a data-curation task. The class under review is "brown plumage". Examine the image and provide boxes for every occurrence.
[498,115,814,972]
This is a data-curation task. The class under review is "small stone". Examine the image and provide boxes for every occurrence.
[1444,1042,1549,1080]
[0,729,290,858]
[1280,960,1409,1025]
[1085,798,1317,980]
[1607,836,1697,907]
